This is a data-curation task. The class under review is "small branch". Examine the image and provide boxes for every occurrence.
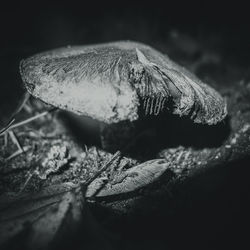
[4,132,8,147]
[5,146,31,162]
[85,151,121,186]
[18,170,35,194]
[0,92,30,136]
[14,92,31,116]
[0,118,15,135]
[0,108,57,135]
[8,131,24,152]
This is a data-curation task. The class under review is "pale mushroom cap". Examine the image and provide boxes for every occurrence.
[20,41,227,125]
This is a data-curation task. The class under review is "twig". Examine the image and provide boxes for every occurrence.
[1,108,57,135]
[17,151,121,196]
[4,132,8,147]
[85,151,121,186]
[14,92,31,116]
[5,146,31,162]
[0,92,30,136]
[18,170,34,194]
[23,104,33,114]
[8,131,24,152]
[0,118,15,135]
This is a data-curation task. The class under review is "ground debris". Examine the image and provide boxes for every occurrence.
[1,31,250,250]
[0,183,116,250]
[37,144,71,180]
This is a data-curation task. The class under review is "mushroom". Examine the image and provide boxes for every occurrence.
[20,41,227,151]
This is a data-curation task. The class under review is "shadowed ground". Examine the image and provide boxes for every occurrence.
[0,2,250,250]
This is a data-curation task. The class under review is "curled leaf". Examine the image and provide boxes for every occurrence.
[86,159,170,198]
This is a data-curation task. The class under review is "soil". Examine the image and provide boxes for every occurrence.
[0,8,250,249]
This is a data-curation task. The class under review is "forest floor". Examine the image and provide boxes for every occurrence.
[0,31,250,250]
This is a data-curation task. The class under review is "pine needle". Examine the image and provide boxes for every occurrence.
[85,151,121,186]
[0,108,57,135]
[5,146,31,162]
[8,131,24,152]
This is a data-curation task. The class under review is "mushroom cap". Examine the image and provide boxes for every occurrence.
[20,41,227,125]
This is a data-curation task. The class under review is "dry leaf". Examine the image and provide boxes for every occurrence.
[86,159,171,198]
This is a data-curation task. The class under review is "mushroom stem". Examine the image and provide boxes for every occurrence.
[99,121,137,153]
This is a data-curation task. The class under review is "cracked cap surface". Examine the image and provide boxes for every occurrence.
[20,41,227,125]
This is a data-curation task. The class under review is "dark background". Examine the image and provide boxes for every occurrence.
[1,0,250,122]
[1,1,250,55]
[0,1,250,249]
